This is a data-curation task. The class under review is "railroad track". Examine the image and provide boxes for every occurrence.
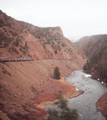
[0,57,72,62]
[0,57,34,62]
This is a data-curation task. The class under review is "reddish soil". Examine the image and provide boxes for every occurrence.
[36,78,79,107]
[0,10,87,120]
[0,59,86,120]
[97,93,107,119]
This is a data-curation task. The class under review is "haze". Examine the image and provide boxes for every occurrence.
[0,0,107,40]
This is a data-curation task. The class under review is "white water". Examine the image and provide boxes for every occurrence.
[45,70,107,120]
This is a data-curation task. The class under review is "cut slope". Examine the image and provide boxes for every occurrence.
[0,59,86,120]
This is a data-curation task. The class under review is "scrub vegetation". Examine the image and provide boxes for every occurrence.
[46,91,79,120]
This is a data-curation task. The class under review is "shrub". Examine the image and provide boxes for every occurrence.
[0,39,3,45]
[4,42,9,47]
[55,49,57,54]
[19,41,28,54]
[13,39,19,46]
[8,45,19,54]
[51,53,53,56]
[54,67,60,79]
[62,43,66,47]
[43,44,46,49]
[46,91,79,120]
[57,45,61,51]
[25,41,28,49]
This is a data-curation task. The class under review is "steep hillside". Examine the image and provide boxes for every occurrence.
[0,10,86,120]
[0,59,85,120]
[0,10,85,60]
[75,35,107,58]
[75,35,107,83]
[75,35,107,119]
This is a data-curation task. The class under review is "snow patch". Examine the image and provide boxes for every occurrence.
[76,88,79,91]
[101,81,104,84]
[82,73,92,78]
[71,72,74,75]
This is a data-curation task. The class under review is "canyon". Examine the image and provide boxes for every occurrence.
[0,10,86,120]
[0,10,107,120]
[75,35,107,119]
[75,35,107,84]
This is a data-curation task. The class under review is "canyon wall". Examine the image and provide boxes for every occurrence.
[75,35,107,83]
[0,10,86,120]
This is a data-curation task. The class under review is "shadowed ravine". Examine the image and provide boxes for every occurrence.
[45,70,107,120]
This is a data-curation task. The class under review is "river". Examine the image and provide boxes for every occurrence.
[45,70,107,120]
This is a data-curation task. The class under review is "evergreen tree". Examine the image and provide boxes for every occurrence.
[55,49,57,54]
[46,91,79,120]
[54,67,60,79]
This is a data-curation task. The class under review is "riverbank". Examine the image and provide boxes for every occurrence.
[83,71,107,119]
[36,77,80,109]
[83,70,107,86]
[34,77,82,119]
[97,93,107,119]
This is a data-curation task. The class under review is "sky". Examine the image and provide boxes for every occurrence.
[0,0,107,40]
